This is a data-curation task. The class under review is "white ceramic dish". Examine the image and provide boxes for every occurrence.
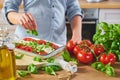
[14,37,65,59]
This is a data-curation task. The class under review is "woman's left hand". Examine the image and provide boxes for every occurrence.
[71,34,82,44]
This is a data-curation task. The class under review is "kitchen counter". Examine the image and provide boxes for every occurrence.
[79,0,120,8]
[0,0,120,9]
[17,62,120,80]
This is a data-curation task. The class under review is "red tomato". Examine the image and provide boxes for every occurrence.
[99,53,116,65]
[78,40,92,47]
[50,43,59,49]
[90,44,104,56]
[66,40,76,53]
[77,48,93,64]
[24,46,33,52]
[23,37,36,42]
[73,45,88,56]
[37,40,46,45]
[38,51,48,55]
[16,45,25,50]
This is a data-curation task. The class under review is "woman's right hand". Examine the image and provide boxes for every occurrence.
[7,12,37,30]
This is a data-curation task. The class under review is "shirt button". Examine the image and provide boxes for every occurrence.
[52,5,54,7]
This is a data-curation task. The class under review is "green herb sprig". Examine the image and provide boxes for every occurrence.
[93,22,120,61]
[27,30,38,36]
[91,62,115,76]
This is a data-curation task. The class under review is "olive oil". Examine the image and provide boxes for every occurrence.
[0,45,16,80]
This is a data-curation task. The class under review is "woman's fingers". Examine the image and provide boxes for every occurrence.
[18,13,37,30]
[26,13,37,29]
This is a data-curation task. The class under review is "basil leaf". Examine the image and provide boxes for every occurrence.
[27,30,38,36]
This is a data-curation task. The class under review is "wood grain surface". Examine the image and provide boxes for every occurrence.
[16,62,120,80]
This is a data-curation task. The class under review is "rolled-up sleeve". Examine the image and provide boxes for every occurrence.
[67,0,83,22]
[1,0,22,24]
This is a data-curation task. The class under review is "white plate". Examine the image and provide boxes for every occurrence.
[14,37,65,59]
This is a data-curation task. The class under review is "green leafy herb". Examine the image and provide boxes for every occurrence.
[61,50,72,62]
[61,50,78,64]
[45,66,56,75]
[91,62,104,70]
[27,30,38,36]
[33,56,42,62]
[46,57,55,63]
[41,65,62,75]
[91,62,115,76]
[15,53,24,59]
[17,70,30,77]
[27,63,38,74]
[105,64,115,76]
[93,22,120,61]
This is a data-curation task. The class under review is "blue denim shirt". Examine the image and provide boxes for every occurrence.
[2,0,83,45]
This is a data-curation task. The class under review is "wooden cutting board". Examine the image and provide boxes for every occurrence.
[16,54,46,70]
[15,50,73,80]
[14,47,64,70]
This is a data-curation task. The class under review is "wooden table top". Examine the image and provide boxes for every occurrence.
[17,62,120,80]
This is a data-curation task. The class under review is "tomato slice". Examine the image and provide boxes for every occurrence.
[37,40,46,45]
[38,51,48,55]
[23,46,33,52]
[50,43,59,49]
[23,37,36,42]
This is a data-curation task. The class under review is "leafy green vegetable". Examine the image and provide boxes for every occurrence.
[61,50,72,62]
[45,66,56,75]
[105,65,115,76]
[91,62,115,76]
[17,70,30,77]
[15,53,24,59]
[93,22,120,61]
[27,30,38,36]
[61,50,78,64]
[91,62,104,70]
[27,64,38,74]
[33,56,42,62]
[46,57,55,63]
[41,65,62,75]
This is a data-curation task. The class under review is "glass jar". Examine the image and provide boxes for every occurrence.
[0,26,16,80]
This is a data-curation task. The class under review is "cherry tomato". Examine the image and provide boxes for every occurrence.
[16,45,25,50]
[73,45,88,56]
[90,44,104,56]
[37,40,46,45]
[78,40,92,47]
[66,40,76,53]
[77,48,93,64]
[24,46,33,52]
[99,53,116,65]
[38,51,48,55]
[23,37,36,42]
[50,43,59,49]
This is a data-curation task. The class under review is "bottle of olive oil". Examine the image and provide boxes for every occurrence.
[0,26,16,80]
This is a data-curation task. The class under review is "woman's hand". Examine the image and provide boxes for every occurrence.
[7,12,37,30]
[71,33,82,44]
[70,15,82,44]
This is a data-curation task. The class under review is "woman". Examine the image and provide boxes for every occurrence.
[2,0,83,45]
